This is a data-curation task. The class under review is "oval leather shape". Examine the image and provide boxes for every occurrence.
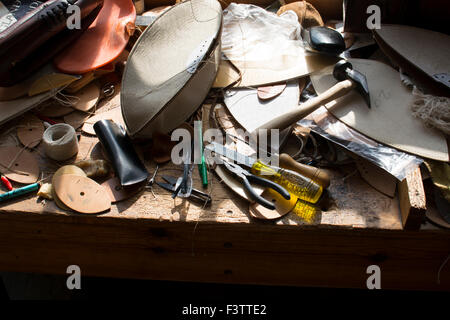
[71,83,100,112]
[17,114,44,148]
[53,174,111,214]
[0,146,39,184]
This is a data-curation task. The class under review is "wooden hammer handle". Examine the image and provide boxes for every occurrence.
[279,153,330,188]
[256,79,355,132]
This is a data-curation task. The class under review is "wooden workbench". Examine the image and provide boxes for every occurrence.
[0,133,449,291]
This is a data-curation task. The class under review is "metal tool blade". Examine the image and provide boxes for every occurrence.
[333,60,371,109]
[156,181,176,192]
[135,15,157,26]
[205,142,256,168]
[172,177,183,198]
[156,181,212,205]
[347,68,371,109]
[163,175,211,200]
[162,175,177,185]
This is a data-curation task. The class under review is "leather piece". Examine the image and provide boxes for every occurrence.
[0,0,104,86]
[0,63,79,101]
[213,3,336,88]
[53,174,111,214]
[54,0,136,74]
[0,146,39,184]
[277,1,324,29]
[373,24,450,97]
[0,90,55,126]
[121,0,222,139]
[354,155,397,197]
[310,59,448,161]
[93,119,149,186]
[224,80,300,133]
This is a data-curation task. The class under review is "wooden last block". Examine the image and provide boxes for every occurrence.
[398,167,426,230]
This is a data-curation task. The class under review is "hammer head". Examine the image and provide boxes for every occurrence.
[333,60,371,108]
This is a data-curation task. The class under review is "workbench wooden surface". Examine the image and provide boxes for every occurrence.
[0,132,449,291]
[1,134,403,229]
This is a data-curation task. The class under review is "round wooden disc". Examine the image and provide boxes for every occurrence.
[17,114,44,148]
[101,177,140,203]
[249,189,297,220]
[257,83,287,100]
[0,146,39,184]
[53,174,111,214]
[71,83,100,112]
[52,165,87,211]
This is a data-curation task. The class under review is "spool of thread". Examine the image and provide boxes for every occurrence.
[43,123,79,161]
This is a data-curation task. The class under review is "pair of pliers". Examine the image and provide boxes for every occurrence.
[222,159,290,210]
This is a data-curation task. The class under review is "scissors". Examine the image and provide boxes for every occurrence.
[222,159,290,210]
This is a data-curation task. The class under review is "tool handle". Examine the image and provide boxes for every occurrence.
[0,183,39,202]
[198,157,208,187]
[247,174,290,201]
[279,153,330,188]
[1,176,13,191]
[251,161,323,204]
[242,177,276,210]
[256,79,355,131]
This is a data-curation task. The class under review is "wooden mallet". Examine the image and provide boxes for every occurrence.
[257,60,371,132]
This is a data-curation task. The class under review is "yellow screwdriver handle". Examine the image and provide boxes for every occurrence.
[279,153,330,188]
[250,160,323,204]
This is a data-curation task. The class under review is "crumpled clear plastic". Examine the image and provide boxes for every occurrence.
[298,107,423,181]
[221,3,304,62]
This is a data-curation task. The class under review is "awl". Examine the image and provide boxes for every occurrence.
[205,142,323,204]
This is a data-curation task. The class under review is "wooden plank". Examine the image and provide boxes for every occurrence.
[398,167,426,230]
[0,212,448,290]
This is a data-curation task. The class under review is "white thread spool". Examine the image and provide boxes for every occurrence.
[43,124,79,161]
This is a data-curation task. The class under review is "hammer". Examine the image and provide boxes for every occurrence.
[256,60,371,132]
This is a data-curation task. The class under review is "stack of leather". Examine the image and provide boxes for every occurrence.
[0,0,103,87]
[0,0,135,125]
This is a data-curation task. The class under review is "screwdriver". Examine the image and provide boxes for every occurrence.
[206,142,323,204]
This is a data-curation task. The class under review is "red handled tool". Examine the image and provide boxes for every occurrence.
[1,175,13,191]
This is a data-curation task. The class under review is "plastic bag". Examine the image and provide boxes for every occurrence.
[221,3,304,63]
[298,107,422,181]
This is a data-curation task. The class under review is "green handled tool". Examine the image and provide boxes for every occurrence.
[206,142,323,204]
[0,183,39,202]
[195,122,208,187]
